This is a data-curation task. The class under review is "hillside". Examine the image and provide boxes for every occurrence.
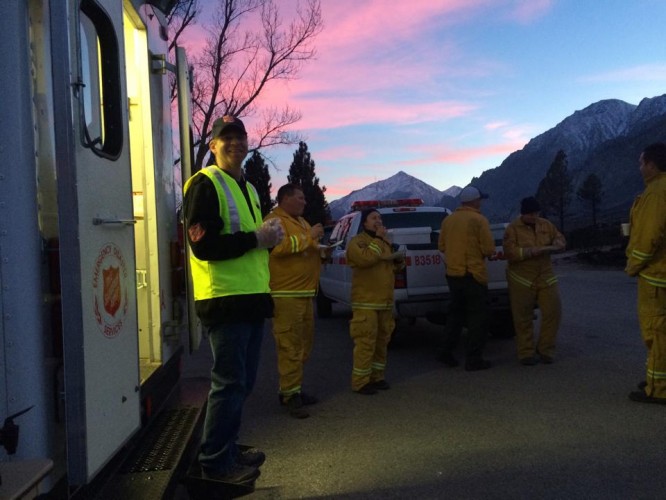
[474,95,666,223]
[328,94,666,225]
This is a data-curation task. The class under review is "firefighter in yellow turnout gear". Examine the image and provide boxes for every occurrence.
[503,197,566,365]
[346,209,405,395]
[626,142,666,405]
[265,184,325,418]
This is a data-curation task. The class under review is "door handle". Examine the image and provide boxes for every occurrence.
[92,217,137,226]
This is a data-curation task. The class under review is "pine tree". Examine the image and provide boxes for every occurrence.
[577,172,603,227]
[535,149,572,231]
[243,151,273,217]
[287,141,331,225]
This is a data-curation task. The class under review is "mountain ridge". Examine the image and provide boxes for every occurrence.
[328,94,666,224]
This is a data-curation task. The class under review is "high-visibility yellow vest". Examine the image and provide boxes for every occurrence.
[184,166,269,300]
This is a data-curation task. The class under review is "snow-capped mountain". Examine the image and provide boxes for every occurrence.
[474,94,666,222]
[325,94,666,225]
[328,171,459,219]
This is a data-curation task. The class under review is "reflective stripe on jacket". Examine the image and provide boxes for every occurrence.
[437,206,495,285]
[183,166,269,300]
[347,232,395,310]
[265,206,321,298]
[503,216,563,289]
[626,172,666,286]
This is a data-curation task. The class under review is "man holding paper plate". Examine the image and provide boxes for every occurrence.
[503,196,566,366]
[265,184,326,419]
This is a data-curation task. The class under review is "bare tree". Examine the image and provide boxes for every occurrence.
[168,0,323,172]
[166,0,201,53]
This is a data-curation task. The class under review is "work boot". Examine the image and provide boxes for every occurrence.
[628,391,666,405]
[285,394,309,419]
[236,447,266,468]
[201,463,260,484]
[537,351,554,364]
[355,383,377,395]
[372,380,391,390]
[279,392,319,406]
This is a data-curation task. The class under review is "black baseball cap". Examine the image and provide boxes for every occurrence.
[211,115,247,138]
[520,196,541,214]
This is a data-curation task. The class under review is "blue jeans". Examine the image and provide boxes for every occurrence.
[198,320,265,473]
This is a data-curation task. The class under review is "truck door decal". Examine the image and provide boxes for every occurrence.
[92,242,129,338]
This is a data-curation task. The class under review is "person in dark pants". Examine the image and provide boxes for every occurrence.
[437,185,496,371]
[183,115,284,484]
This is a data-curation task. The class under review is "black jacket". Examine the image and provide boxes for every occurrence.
[183,171,273,325]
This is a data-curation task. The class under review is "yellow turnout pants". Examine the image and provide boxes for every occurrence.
[508,280,561,359]
[349,308,394,391]
[272,297,315,398]
[638,278,666,399]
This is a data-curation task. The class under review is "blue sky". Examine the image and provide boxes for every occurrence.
[191,0,666,200]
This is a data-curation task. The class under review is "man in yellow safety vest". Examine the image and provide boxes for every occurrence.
[183,115,284,484]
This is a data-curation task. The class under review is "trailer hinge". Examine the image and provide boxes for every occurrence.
[151,54,176,75]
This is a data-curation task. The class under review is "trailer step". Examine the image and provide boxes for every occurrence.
[93,406,202,499]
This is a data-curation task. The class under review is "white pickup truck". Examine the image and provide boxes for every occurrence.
[317,199,513,336]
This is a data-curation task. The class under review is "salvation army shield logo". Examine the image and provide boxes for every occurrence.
[92,243,129,338]
[103,266,121,316]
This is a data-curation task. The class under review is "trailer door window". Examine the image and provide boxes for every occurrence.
[79,0,123,159]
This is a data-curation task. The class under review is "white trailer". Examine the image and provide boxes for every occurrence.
[0,0,196,496]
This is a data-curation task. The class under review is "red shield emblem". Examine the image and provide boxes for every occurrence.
[103,266,121,316]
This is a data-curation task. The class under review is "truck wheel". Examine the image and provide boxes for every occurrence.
[316,289,333,318]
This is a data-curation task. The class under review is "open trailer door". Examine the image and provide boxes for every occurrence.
[52,0,140,484]
[175,46,202,353]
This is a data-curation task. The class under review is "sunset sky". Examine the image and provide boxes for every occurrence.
[190,0,666,201]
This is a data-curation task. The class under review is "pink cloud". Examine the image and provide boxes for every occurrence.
[184,0,521,135]
[506,0,554,24]
[579,64,666,83]
[297,98,476,130]
[315,145,367,162]
[324,175,384,198]
[403,141,527,166]
[316,0,490,52]
[484,121,510,130]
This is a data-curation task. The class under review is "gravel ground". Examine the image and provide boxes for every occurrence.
[179,257,663,500]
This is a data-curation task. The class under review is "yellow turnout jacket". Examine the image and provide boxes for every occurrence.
[503,216,564,289]
[626,172,666,286]
[438,206,495,285]
[265,207,321,297]
[347,232,401,310]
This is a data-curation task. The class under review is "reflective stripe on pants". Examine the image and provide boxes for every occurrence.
[272,296,315,397]
[508,278,561,359]
[350,309,394,391]
[638,277,666,399]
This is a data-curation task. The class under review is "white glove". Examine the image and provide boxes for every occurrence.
[255,219,284,248]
